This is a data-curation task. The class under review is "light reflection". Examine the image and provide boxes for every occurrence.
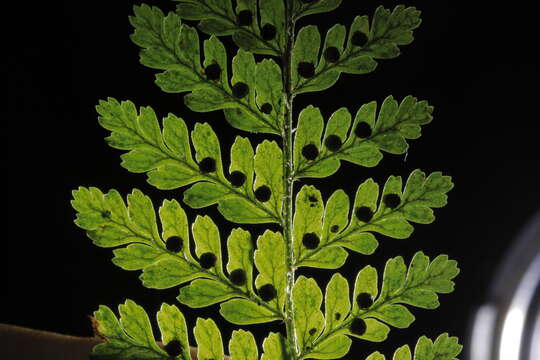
[499,253,540,360]
[531,308,540,360]
[470,305,496,360]
[500,308,524,360]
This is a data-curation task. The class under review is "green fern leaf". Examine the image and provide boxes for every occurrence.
[293,276,325,351]
[365,333,462,360]
[130,5,281,133]
[92,300,270,360]
[308,335,352,359]
[323,273,351,335]
[177,230,253,308]
[299,253,458,359]
[175,0,285,55]
[414,333,462,360]
[295,170,453,268]
[92,300,168,359]
[352,252,458,330]
[261,332,288,360]
[292,0,342,20]
[157,303,192,360]
[229,329,258,360]
[71,187,281,322]
[204,230,287,325]
[254,230,287,312]
[300,246,348,269]
[366,352,385,360]
[253,140,284,221]
[220,299,280,325]
[293,5,421,94]
[358,252,457,328]
[294,96,434,178]
[80,2,460,358]
[346,318,391,342]
[194,318,225,360]
[226,228,255,294]
[97,98,281,224]
[178,279,235,308]
[293,184,377,269]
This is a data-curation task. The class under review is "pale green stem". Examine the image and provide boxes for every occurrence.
[281,1,299,359]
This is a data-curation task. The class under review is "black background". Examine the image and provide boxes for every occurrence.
[7,0,540,358]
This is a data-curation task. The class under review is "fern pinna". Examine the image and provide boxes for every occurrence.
[71,1,461,359]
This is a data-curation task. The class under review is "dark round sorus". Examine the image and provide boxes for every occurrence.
[350,318,367,335]
[255,185,272,202]
[261,24,277,41]
[354,122,372,138]
[351,31,368,47]
[309,328,317,336]
[229,171,246,188]
[302,233,320,249]
[232,82,249,98]
[258,283,277,302]
[308,196,317,202]
[356,292,374,309]
[198,157,216,173]
[298,61,315,78]
[260,103,273,114]
[164,340,183,357]
[165,236,183,253]
[199,252,217,269]
[335,312,341,320]
[383,193,401,209]
[330,225,340,233]
[355,206,373,223]
[229,269,247,286]
[237,10,253,26]
[302,144,319,160]
[101,210,111,218]
[324,134,342,152]
[324,46,340,63]
[204,63,221,81]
